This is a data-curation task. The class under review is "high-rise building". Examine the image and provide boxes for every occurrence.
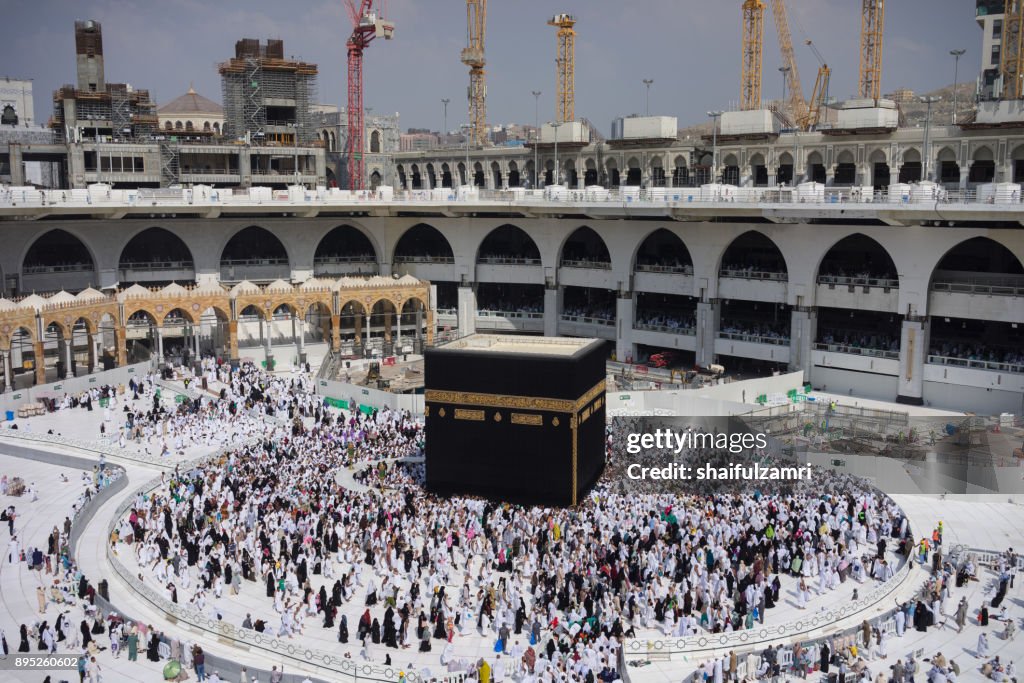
[218,39,318,144]
[977,0,1005,99]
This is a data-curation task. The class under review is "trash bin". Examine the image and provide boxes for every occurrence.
[4,411,13,422]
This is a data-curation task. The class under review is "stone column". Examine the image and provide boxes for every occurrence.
[227,320,239,362]
[262,318,273,367]
[543,287,561,337]
[296,315,306,364]
[615,294,634,363]
[789,307,817,378]
[3,350,12,392]
[365,314,372,353]
[330,314,341,352]
[695,300,720,369]
[897,317,929,405]
[396,308,402,349]
[155,327,164,362]
[9,144,25,187]
[115,326,127,367]
[87,333,96,373]
[457,285,477,336]
[193,324,201,359]
[959,168,969,191]
[63,338,73,379]
[33,341,45,385]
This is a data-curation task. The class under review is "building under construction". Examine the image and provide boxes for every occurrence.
[50,20,159,143]
[218,38,318,145]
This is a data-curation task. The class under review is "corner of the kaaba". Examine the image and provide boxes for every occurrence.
[423,334,607,507]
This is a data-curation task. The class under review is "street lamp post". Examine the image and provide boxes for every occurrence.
[920,96,941,181]
[950,49,966,125]
[553,121,563,186]
[779,66,790,114]
[707,111,723,183]
[441,98,450,146]
[532,90,541,188]
[643,79,654,116]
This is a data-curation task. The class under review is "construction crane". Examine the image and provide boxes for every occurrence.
[804,39,831,130]
[1001,0,1024,99]
[768,0,808,128]
[461,0,488,146]
[740,0,765,110]
[345,0,394,190]
[548,14,576,123]
[858,0,885,100]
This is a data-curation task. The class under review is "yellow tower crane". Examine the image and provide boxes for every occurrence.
[769,0,808,128]
[741,0,765,110]
[548,14,576,123]
[461,0,488,146]
[858,0,885,100]
[804,40,831,130]
[1001,0,1024,99]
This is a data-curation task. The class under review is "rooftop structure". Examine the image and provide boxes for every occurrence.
[218,38,318,145]
[157,85,224,137]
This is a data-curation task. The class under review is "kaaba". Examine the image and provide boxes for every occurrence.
[424,334,606,506]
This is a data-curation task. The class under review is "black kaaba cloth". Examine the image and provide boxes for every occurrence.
[424,334,606,506]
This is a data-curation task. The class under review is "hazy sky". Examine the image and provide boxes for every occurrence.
[2,0,980,135]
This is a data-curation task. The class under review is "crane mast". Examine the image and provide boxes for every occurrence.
[769,0,807,128]
[461,0,488,146]
[548,14,576,123]
[741,0,765,110]
[858,0,885,100]
[1001,0,1024,99]
[345,0,393,190]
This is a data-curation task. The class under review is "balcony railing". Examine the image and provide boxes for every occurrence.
[313,255,376,264]
[393,255,455,264]
[436,308,457,316]
[635,321,696,336]
[814,342,899,359]
[931,276,1024,297]
[560,259,612,270]
[477,256,542,266]
[220,258,289,267]
[818,275,899,289]
[720,269,787,281]
[476,310,543,319]
[927,354,1024,374]
[120,260,195,272]
[718,331,790,345]
[23,263,93,274]
[560,314,614,326]
[635,263,694,275]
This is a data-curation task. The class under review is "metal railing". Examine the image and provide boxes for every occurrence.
[22,263,93,274]
[119,260,195,271]
[313,255,376,264]
[393,255,455,264]
[435,308,457,316]
[717,331,790,345]
[818,275,899,289]
[635,263,694,275]
[476,309,543,319]
[560,314,615,326]
[931,276,1024,296]
[927,354,1024,374]
[477,256,542,265]
[634,321,696,336]
[719,269,787,281]
[814,343,900,359]
[560,259,612,270]
[220,257,289,266]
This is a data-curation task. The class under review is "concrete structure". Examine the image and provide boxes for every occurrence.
[314,108,399,189]
[977,0,1006,99]
[0,185,1022,414]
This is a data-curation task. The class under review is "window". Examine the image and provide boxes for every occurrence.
[994,19,1003,40]
[1,105,17,126]
[993,45,1001,66]
[165,121,173,131]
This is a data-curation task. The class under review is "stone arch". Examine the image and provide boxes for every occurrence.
[237,304,267,320]
[815,233,898,283]
[717,230,789,277]
[21,228,99,283]
[559,226,611,266]
[969,144,996,183]
[161,307,196,326]
[393,223,454,263]
[370,130,381,153]
[633,228,693,272]
[119,227,196,270]
[314,225,379,270]
[929,236,1024,285]
[476,225,542,263]
[219,226,291,268]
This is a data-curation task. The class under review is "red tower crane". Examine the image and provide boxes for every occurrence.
[345,0,394,190]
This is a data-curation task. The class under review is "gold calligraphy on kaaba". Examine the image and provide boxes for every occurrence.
[511,413,543,426]
[454,408,485,421]
[424,380,605,415]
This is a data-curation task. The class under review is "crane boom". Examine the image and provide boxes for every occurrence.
[769,0,808,127]
[461,0,488,146]
[1001,0,1024,99]
[548,14,576,123]
[345,0,394,190]
[741,0,765,110]
[858,0,885,100]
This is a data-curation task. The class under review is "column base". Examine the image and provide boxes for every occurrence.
[895,394,924,406]
[298,352,307,365]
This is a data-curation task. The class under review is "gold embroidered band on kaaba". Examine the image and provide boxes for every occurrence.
[424,380,606,415]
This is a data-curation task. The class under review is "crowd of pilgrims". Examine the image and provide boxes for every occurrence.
[103,364,921,682]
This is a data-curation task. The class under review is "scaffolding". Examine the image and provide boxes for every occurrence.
[218,39,318,144]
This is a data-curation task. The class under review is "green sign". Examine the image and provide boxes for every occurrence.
[128,368,136,374]
[53,385,62,391]
[361,389,369,395]
[89,377,97,383]
[831,459,846,467]
[12,393,21,400]
[619,394,630,400]
[320,380,327,387]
